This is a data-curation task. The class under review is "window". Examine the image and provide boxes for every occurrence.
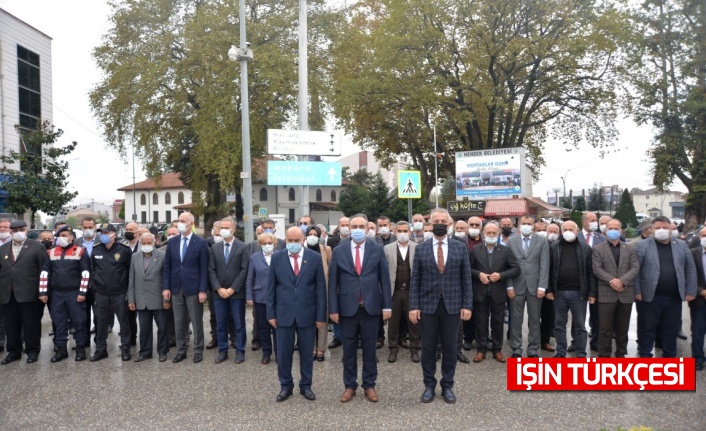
[165,210,172,223]
[141,211,147,223]
[289,208,295,224]
[17,46,41,132]
[153,211,159,223]
[140,194,146,206]
[178,192,184,204]
[165,192,171,204]
[260,188,268,202]
[331,190,336,202]
[153,193,159,205]
[316,189,322,202]
[288,188,295,201]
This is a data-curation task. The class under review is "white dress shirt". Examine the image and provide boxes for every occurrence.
[433,237,448,266]
[397,242,408,261]
[289,247,304,272]
[351,239,365,264]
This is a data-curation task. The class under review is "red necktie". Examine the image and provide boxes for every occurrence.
[292,254,299,276]
[355,245,362,275]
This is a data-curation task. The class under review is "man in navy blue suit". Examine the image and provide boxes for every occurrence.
[266,226,326,402]
[329,213,392,403]
[162,212,209,364]
[410,208,473,404]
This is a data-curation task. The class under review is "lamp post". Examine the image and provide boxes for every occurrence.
[228,0,254,244]
[434,124,439,209]
[298,0,309,217]
[560,169,571,208]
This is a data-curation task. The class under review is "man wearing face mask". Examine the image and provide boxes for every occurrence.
[0,220,48,364]
[89,224,133,362]
[506,214,550,358]
[546,223,561,243]
[411,214,426,244]
[76,217,100,338]
[499,218,514,246]
[688,227,706,370]
[466,217,484,252]
[367,221,377,240]
[39,231,55,250]
[590,219,639,358]
[422,223,434,241]
[299,215,315,237]
[121,222,140,253]
[451,220,473,360]
[163,212,209,363]
[598,215,611,236]
[546,221,596,358]
[539,222,560,351]
[577,211,605,352]
[634,216,696,358]
[304,225,333,361]
[327,217,350,250]
[329,214,392,403]
[159,225,179,348]
[206,221,225,350]
[375,216,396,247]
[43,225,91,362]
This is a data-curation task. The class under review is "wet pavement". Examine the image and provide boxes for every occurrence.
[0,303,703,430]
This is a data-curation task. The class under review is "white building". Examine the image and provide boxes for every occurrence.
[631,188,685,220]
[0,8,52,212]
[118,172,192,224]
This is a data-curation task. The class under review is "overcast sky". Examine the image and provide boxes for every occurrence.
[0,0,673,215]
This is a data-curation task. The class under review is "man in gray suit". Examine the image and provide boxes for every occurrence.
[128,233,170,362]
[634,216,696,358]
[590,219,640,358]
[506,214,550,358]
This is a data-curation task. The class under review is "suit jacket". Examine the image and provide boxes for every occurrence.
[246,252,271,304]
[162,234,209,296]
[634,237,697,302]
[128,249,166,310]
[328,238,392,317]
[469,243,520,304]
[506,234,550,296]
[75,236,100,252]
[578,231,606,248]
[375,234,397,247]
[689,247,706,310]
[208,239,249,299]
[548,238,596,300]
[248,238,285,255]
[409,237,473,314]
[120,239,140,253]
[266,248,326,327]
[591,240,639,303]
[383,241,416,296]
[0,240,48,304]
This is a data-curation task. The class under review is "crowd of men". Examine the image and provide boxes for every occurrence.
[0,209,703,405]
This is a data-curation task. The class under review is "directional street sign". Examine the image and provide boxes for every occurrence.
[267,129,342,156]
[267,161,342,186]
[398,170,422,199]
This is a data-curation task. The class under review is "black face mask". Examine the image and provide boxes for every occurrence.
[501,227,512,237]
[41,240,53,250]
[125,232,135,241]
[432,224,448,237]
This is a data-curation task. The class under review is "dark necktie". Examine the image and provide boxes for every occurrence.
[224,242,230,262]
[437,241,445,273]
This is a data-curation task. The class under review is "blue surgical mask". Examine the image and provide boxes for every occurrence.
[99,233,112,244]
[263,228,274,234]
[606,230,621,241]
[300,224,309,235]
[351,228,366,242]
[286,242,302,254]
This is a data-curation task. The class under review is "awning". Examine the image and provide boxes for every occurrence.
[484,199,528,217]
[525,197,565,216]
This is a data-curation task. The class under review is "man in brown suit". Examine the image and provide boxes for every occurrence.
[590,219,640,358]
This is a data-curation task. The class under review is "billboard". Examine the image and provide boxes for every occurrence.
[455,147,525,200]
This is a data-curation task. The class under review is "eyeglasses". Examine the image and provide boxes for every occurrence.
[468,223,481,227]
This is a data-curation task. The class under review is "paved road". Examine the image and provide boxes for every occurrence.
[0,304,703,430]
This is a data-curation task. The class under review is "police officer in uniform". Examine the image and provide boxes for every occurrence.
[90,224,133,362]
[43,225,91,362]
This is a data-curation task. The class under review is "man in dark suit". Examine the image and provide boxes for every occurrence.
[470,221,519,363]
[267,226,326,402]
[327,216,350,250]
[75,217,100,338]
[689,227,706,370]
[208,217,250,364]
[375,216,397,246]
[410,209,473,404]
[578,211,606,351]
[0,220,48,364]
[162,212,209,364]
[329,213,392,403]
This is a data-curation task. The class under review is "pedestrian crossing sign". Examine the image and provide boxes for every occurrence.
[398,170,422,199]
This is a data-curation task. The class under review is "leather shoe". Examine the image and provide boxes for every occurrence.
[677,329,688,340]
[251,340,261,351]
[206,339,217,350]
[388,349,398,363]
[568,342,575,353]
[89,350,108,362]
[421,387,434,403]
[441,388,456,404]
[328,339,342,348]
[121,350,131,361]
[553,353,566,358]
[51,349,69,363]
[473,352,485,362]
[172,353,187,363]
[528,354,539,358]
[511,353,521,358]
[276,389,293,402]
[134,355,152,362]
[340,388,356,403]
[398,338,410,349]
[1,355,20,365]
[542,342,556,352]
[696,362,704,371]
[457,351,470,363]
[26,355,38,364]
[300,388,316,401]
[411,350,420,363]
[493,352,506,363]
[463,341,473,351]
[364,388,378,402]
[315,353,325,362]
[234,352,245,364]
[193,352,203,363]
[261,356,271,365]
[75,348,86,361]
[215,352,228,363]
[376,338,384,349]
[159,354,168,362]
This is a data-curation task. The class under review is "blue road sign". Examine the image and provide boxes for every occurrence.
[267,161,342,186]
[398,170,422,199]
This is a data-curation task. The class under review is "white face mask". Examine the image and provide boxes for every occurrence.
[339,227,350,237]
[12,231,26,242]
[454,231,467,239]
[261,244,274,255]
[423,232,433,241]
[447,226,454,235]
[588,222,598,232]
[57,237,70,248]
[0,231,10,240]
[83,229,95,238]
[396,233,409,244]
[177,222,188,233]
[599,224,607,233]
[220,229,233,239]
[484,236,498,245]
[653,228,670,241]
[213,236,224,243]
[534,231,547,238]
[413,222,423,231]
[701,238,706,249]
[468,228,480,238]
[562,231,577,242]
[378,227,390,236]
[547,233,560,242]
[367,229,376,238]
[306,236,320,246]
[670,230,679,238]
[520,225,533,236]
[167,235,177,241]
[141,245,154,254]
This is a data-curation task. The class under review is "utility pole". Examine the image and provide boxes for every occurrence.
[298,0,310,218]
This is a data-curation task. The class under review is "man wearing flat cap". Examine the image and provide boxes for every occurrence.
[0,220,48,364]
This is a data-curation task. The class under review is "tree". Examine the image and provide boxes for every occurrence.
[329,0,628,198]
[367,173,392,221]
[336,184,369,217]
[437,179,456,208]
[587,184,608,212]
[573,196,587,212]
[387,197,430,223]
[614,188,639,228]
[66,216,79,228]
[0,122,78,228]
[97,211,111,224]
[118,200,125,221]
[335,169,393,219]
[627,0,706,230]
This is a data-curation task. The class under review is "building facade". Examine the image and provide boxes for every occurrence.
[118,173,192,225]
[631,188,685,220]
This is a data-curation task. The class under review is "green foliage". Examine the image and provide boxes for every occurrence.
[573,196,587,212]
[0,122,78,228]
[336,169,395,220]
[368,173,392,221]
[386,198,430,223]
[66,216,79,229]
[336,184,369,218]
[438,180,456,208]
[118,200,125,221]
[570,209,583,226]
[614,189,638,228]
[97,211,111,224]
[587,184,609,211]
